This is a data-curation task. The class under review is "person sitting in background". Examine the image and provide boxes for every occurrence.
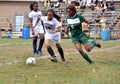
[100,17,107,30]
[8,23,13,38]
[109,1,115,11]
[70,0,77,6]
[95,16,101,23]
[90,0,96,10]
[96,2,102,14]
[53,2,61,8]
[80,0,87,10]
[86,0,91,8]
[101,0,108,14]
[95,0,99,6]
[44,0,51,8]
[75,0,80,11]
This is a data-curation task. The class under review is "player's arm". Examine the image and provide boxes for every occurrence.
[80,15,90,24]
[56,26,61,32]
[50,26,61,33]
[50,19,61,33]
[33,16,41,28]
[85,20,90,24]
[41,20,46,33]
[29,18,35,35]
[29,18,33,30]
[34,11,42,28]
[65,27,69,35]
[80,15,90,29]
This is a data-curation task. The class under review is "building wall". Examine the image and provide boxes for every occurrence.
[0,1,31,26]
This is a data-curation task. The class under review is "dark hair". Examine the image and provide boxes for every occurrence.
[66,5,77,14]
[47,9,61,21]
[29,1,38,11]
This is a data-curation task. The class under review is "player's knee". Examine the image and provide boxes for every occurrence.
[40,35,44,39]
[46,45,51,50]
[33,39,37,42]
[46,44,51,48]
[78,49,85,55]
[41,37,44,39]
[86,48,91,52]
[87,50,91,52]
[33,37,37,40]
[56,44,61,48]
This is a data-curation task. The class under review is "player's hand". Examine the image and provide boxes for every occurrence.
[65,28,69,35]
[32,30,35,35]
[38,16,41,20]
[32,32,35,35]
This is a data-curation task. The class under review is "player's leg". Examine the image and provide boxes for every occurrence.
[81,33,101,52]
[56,43,65,62]
[54,32,65,62]
[38,33,44,55]
[83,40,101,52]
[33,36,38,56]
[46,39,57,62]
[45,33,57,62]
[75,42,94,64]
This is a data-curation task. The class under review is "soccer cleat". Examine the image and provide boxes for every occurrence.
[89,61,94,65]
[38,51,44,56]
[51,56,57,62]
[61,58,66,63]
[93,40,101,48]
[34,52,38,56]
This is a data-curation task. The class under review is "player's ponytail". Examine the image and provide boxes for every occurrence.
[29,3,33,11]
[54,13,61,22]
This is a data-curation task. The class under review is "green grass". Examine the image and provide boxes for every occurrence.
[0,39,120,84]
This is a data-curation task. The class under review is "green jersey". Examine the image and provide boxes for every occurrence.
[66,14,85,37]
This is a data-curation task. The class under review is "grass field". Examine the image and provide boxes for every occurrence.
[0,39,120,84]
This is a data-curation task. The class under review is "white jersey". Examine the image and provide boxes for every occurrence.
[42,16,61,43]
[29,10,42,27]
[42,16,59,34]
[29,10,44,36]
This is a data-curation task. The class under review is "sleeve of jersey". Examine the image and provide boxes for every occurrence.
[79,15,86,23]
[66,17,70,29]
[38,11,42,16]
[54,19,60,29]
[28,12,32,18]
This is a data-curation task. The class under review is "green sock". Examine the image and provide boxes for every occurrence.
[83,54,93,63]
[90,41,96,47]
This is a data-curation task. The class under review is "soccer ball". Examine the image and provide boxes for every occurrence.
[26,57,36,65]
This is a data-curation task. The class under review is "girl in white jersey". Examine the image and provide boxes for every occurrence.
[42,9,65,62]
[29,2,45,56]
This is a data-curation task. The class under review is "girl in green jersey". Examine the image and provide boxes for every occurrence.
[65,5,101,64]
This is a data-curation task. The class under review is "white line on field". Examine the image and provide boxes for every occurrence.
[91,46,120,52]
[0,46,120,66]
[0,43,10,46]
[71,46,120,55]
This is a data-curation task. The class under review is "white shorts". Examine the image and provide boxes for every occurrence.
[34,26,44,36]
[45,32,61,44]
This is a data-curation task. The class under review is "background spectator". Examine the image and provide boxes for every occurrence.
[70,0,77,6]
[90,0,96,10]
[109,1,115,10]
[53,2,61,8]
[44,0,51,8]
[80,0,87,9]
[95,0,99,6]
[86,0,91,7]
[96,1,102,14]
[101,0,108,14]
[75,0,80,11]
